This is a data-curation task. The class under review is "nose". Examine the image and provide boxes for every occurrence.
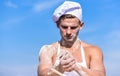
[66,27,71,35]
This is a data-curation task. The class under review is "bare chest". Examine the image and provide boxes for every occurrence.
[52,47,90,68]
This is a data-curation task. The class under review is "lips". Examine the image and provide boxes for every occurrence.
[66,36,72,39]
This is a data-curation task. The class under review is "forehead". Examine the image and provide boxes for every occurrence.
[60,18,79,26]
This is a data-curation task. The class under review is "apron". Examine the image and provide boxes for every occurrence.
[54,41,87,76]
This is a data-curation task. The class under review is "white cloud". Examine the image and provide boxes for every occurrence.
[103,30,120,59]
[105,51,120,76]
[1,16,28,30]
[32,0,63,12]
[104,30,120,50]
[105,59,120,76]
[103,30,120,76]
[108,30,120,44]
[5,1,18,8]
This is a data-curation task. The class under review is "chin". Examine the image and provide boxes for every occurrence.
[65,38,74,42]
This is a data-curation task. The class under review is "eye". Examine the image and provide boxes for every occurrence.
[61,25,68,29]
[71,26,78,29]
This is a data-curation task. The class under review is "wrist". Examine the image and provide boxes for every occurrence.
[53,59,64,73]
[55,62,64,73]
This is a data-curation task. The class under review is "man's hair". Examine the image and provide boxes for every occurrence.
[56,14,81,27]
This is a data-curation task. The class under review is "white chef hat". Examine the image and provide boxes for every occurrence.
[53,1,82,22]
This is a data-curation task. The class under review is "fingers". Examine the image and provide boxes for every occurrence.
[60,52,70,60]
[65,64,76,72]
[59,50,76,72]
[60,56,75,65]
[62,59,76,72]
[62,58,76,68]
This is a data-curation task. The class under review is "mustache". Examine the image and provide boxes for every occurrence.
[65,34,72,37]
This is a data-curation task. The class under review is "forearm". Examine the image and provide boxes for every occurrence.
[75,66,105,76]
[38,68,49,76]
[38,68,59,76]
[83,69,105,76]
[38,64,64,76]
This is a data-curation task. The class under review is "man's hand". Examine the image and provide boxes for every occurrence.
[59,51,76,72]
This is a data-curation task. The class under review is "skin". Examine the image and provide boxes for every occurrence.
[38,17,106,76]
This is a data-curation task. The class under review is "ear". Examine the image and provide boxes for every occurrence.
[57,25,59,28]
[55,23,60,28]
[79,21,84,30]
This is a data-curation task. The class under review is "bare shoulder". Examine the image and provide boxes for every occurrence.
[39,42,58,58]
[81,41,103,57]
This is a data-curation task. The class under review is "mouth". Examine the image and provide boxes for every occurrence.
[66,36,72,39]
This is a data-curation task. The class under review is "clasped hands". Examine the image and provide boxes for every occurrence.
[58,50,82,72]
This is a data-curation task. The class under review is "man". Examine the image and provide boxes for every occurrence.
[38,1,106,76]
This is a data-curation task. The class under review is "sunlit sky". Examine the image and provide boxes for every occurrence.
[0,0,120,76]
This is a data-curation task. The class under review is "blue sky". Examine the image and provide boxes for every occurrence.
[0,0,120,76]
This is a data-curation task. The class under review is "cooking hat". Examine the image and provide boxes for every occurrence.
[53,1,82,22]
